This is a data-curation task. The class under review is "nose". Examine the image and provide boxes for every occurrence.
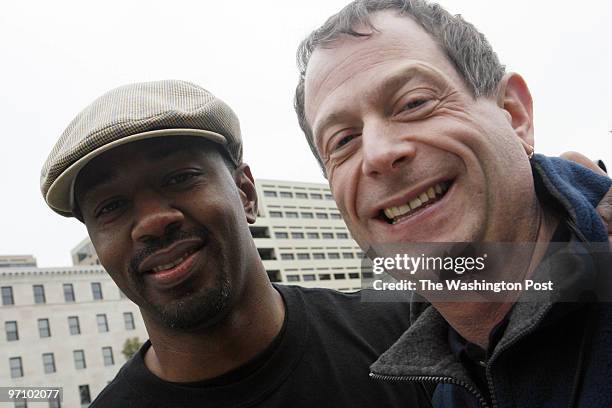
[361,121,417,177]
[130,191,184,244]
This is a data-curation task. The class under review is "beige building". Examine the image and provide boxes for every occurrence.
[1,179,369,407]
[0,265,146,408]
[0,256,37,269]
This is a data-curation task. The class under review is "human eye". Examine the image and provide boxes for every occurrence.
[393,88,438,117]
[164,170,200,186]
[402,98,428,111]
[335,134,359,150]
[328,131,362,155]
[95,198,127,218]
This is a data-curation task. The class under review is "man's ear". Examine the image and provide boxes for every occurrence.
[496,72,534,149]
[234,163,258,224]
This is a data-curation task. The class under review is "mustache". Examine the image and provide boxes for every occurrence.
[129,227,209,274]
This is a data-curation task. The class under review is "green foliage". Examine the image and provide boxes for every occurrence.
[122,337,143,360]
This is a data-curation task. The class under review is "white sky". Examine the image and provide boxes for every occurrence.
[1,0,611,267]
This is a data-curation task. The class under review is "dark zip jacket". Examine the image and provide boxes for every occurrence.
[369,155,612,408]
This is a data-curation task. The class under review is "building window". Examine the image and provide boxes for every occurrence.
[91,282,103,300]
[49,399,61,408]
[38,318,51,338]
[280,253,295,260]
[96,314,109,332]
[14,399,27,408]
[334,273,347,280]
[300,212,314,219]
[73,350,86,369]
[303,274,316,281]
[42,353,56,374]
[63,284,75,302]
[258,248,276,261]
[79,385,91,404]
[68,316,80,335]
[274,232,288,239]
[319,274,331,280]
[310,193,322,199]
[322,232,334,239]
[267,270,281,282]
[5,321,18,341]
[313,253,325,260]
[249,226,270,239]
[279,191,293,198]
[269,211,283,218]
[1,286,14,305]
[102,347,114,366]
[33,285,46,304]
[325,193,334,200]
[306,232,319,239]
[337,233,349,239]
[328,253,340,259]
[295,192,308,199]
[342,252,355,259]
[286,275,300,282]
[285,212,298,218]
[349,273,360,279]
[263,190,277,197]
[123,312,135,330]
[291,232,304,239]
[331,213,342,220]
[10,356,23,378]
[316,213,329,219]
[297,253,311,260]
[362,272,374,279]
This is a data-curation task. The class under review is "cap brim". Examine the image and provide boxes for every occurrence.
[46,128,228,216]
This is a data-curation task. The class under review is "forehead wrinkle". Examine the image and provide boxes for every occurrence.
[309,48,405,146]
[307,43,409,119]
[311,62,448,146]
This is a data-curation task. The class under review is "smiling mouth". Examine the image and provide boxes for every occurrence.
[149,247,200,273]
[379,180,453,224]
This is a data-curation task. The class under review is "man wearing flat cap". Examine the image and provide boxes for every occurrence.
[41,80,432,407]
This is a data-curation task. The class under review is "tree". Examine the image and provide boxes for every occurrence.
[122,337,143,360]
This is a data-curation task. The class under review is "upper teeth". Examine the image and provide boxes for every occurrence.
[383,181,449,222]
[151,250,195,273]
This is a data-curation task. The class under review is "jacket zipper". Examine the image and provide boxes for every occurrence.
[483,219,593,408]
[484,305,551,408]
[369,372,490,408]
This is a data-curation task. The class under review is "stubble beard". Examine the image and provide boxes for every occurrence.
[154,269,232,330]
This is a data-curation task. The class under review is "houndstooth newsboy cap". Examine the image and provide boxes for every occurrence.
[41,80,243,217]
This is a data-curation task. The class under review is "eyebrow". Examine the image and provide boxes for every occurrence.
[312,64,444,147]
[76,169,119,206]
[78,143,203,199]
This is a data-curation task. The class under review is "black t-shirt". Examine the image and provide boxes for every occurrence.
[91,284,431,407]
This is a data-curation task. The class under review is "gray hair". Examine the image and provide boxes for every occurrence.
[294,0,506,172]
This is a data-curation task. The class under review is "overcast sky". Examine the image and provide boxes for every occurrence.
[1,0,610,267]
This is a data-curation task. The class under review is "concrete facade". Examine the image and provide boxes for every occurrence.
[1,266,146,407]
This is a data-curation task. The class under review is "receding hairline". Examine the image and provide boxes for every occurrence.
[294,0,506,173]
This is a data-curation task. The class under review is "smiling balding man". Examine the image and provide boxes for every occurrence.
[294,1,612,407]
